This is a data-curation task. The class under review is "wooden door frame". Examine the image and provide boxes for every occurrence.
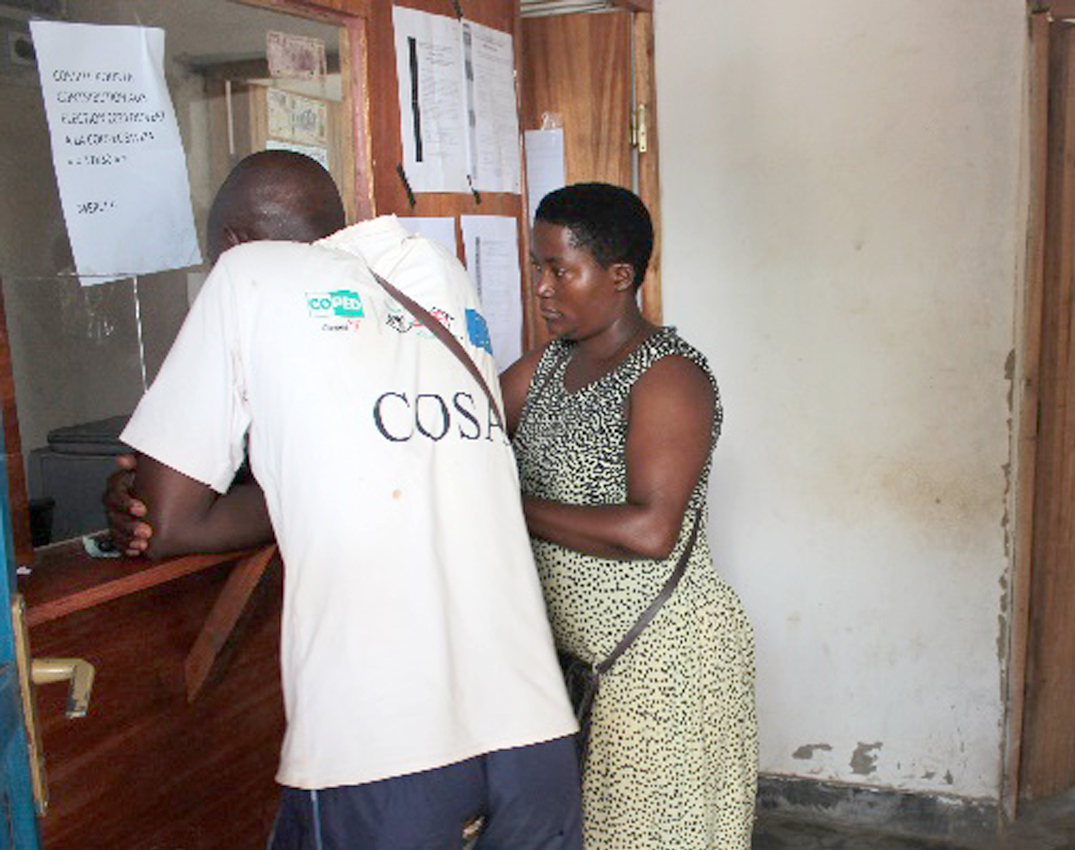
[1002,6,1049,819]
[1004,1,1075,817]
[634,10,662,324]
[1040,0,1075,18]
[236,0,375,221]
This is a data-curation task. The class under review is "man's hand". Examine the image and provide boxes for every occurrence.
[102,454,152,557]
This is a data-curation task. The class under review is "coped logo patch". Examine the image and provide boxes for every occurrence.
[307,290,364,319]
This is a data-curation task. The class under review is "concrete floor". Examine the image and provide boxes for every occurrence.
[752,789,1075,850]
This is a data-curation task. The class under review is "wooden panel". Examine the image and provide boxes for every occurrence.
[1021,20,1075,800]
[519,12,632,189]
[184,546,278,701]
[31,560,284,850]
[341,17,375,221]
[0,280,33,570]
[1049,0,1075,21]
[238,0,371,21]
[634,10,661,323]
[520,11,634,346]
[307,0,371,13]
[1006,10,1052,816]
[21,542,260,628]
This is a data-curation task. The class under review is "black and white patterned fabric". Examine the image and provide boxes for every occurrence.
[513,327,758,850]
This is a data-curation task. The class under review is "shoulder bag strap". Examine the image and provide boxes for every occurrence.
[595,508,702,675]
[370,270,504,430]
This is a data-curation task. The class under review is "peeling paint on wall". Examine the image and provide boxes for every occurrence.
[1002,350,1015,561]
[850,741,883,775]
[792,743,833,760]
[998,348,1016,766]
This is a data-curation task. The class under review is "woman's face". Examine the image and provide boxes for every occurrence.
[530,220,630,341]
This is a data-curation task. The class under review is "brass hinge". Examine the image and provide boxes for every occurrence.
[631,103,648,154]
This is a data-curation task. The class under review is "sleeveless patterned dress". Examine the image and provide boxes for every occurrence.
[512,327,758,850]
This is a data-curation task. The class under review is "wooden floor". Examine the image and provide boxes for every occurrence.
[26,556,285,850]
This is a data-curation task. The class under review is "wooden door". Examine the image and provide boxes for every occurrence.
[519,9,662,346]
[520,11,634,189]
[1021,19,1075,801]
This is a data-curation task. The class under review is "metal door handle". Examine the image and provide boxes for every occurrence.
[11,594,95,815]
[31,658,94,718]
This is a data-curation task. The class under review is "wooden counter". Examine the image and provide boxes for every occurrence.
[18,541,284,850]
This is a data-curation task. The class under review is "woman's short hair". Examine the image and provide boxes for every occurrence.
[535,183,653,288]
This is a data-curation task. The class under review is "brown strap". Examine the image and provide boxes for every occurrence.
[595,508,701,675]
[370,270,504,429]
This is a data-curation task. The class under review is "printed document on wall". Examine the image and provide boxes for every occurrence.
[461,215,521,372]
[524,128,565,223]
[400,216,459,257]
[462,21,520,194]
[392,6,469,193]
[30,21,201,286]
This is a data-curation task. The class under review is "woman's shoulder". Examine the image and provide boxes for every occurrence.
[636,327,713,379]
[632,328,722,433]
[648,325,706,358]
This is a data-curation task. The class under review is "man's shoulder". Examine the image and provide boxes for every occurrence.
[221,239,336,266]
[215,240,367,287]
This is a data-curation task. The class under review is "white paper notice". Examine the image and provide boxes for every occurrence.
[392,6,469,193]
[462,21,521,194]
[393,9,522,196]
[30,21,201,285]
[461,215,522,371]
[400,216,458,257]
[524,128,565,224]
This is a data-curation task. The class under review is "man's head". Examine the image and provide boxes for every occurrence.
[206,150,347,264]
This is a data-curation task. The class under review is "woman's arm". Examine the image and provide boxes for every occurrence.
[522,355,715,560]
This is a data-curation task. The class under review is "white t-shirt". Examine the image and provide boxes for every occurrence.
[122,216,576,789]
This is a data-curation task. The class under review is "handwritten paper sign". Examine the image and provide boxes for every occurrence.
[30,21,201,285]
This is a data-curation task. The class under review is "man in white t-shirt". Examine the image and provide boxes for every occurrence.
[116,152,580,849]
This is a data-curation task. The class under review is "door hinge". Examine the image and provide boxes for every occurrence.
[631,103,648,154]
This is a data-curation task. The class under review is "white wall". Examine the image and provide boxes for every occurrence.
[654,0,1027,799]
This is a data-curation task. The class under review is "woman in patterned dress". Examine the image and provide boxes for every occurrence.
[501,183,758,850]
